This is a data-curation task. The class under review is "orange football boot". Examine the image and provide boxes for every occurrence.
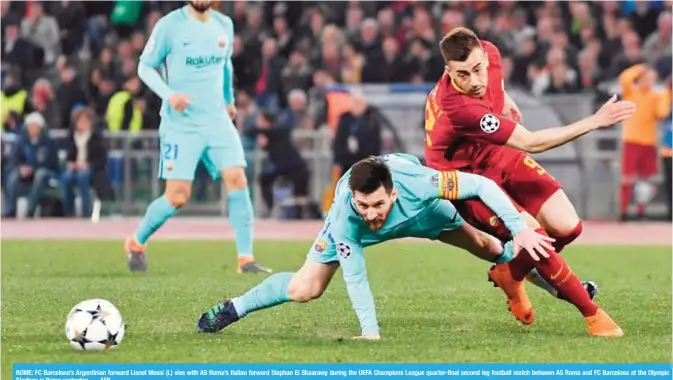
[124,235,148,272]
[488,263,534,325]
[586,308,624,337]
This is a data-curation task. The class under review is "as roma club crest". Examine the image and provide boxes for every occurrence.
[218,36,227,48]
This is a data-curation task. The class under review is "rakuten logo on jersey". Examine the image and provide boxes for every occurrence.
[185,55,224,68]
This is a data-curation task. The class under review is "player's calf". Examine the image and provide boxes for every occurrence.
[197,272,295,333]
[536,190,582,253]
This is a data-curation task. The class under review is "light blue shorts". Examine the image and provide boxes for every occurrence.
[158,122,246,181]
[307,199,465,264]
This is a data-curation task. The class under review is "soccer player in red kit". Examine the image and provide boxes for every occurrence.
[425,28,635,337]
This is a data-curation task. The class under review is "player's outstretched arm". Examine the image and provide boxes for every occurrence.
[137,18,174,102]
[436,170,554,258]
[333,235,380,339]
[439,171,527,236]
[505,95,636,153]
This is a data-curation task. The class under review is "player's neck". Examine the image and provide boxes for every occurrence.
[187,5,211,22]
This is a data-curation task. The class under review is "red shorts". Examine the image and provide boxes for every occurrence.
[622,142,658,178]
[454,155,562,242]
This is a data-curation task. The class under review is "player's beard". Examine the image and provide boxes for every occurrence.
[188,1,212,13]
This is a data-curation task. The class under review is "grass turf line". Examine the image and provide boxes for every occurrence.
[1,240,670,374]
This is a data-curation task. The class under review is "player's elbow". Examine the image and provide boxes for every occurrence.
[509,131,546,153]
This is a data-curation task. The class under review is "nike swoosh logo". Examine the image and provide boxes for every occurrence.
[183,42,191,46]
[449,212,458,223]
[550,263,565,280]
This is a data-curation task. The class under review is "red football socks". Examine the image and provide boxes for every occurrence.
[508,228,598,317]
[549,221,583,253]
[620,184,632,214]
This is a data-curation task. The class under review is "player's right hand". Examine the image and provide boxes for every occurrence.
[592,95,636,128]
[513,228,555,261]
[168,93,191,112]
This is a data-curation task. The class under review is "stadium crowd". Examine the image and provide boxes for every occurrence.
[0,0,671,219]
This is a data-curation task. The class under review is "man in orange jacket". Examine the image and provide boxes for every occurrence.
[618,64,672,221]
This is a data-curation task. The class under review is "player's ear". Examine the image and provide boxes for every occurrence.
[389,188,398,202]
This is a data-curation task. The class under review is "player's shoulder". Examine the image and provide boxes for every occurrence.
[211,11,234,30]
[480,39,502,66]
[158,8,188,26]
[480,40,501,58]
[437,79,484,117]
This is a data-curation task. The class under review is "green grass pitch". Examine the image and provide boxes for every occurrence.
[1,240,670,375]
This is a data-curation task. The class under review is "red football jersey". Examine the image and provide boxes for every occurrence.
[424,40,524,176]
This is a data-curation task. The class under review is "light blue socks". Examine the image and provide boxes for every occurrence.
[232,272,293,318]
[228,188,254,257]
[135,195,179,244]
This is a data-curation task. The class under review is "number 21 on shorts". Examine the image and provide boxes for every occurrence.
[163,143,179,161]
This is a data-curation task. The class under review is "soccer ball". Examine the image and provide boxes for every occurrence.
[65,299,125,351]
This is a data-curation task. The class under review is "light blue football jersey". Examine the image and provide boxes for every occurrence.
[310,153,528,334]
[138,6,235,130]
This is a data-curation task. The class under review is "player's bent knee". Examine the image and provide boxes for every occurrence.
[287,279,325,303]
[222,167,248,191]
[164,182,191,208]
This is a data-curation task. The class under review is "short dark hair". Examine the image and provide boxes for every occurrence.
[439,27,482,63]
[349,157,393,195]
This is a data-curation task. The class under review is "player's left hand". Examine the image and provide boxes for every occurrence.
[513,228,555,261]
[227,105,237,120]
[351,333,381,341]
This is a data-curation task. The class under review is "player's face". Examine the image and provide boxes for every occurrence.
[189,1,212,13]
[448,47,489,98]
[353,186,398,232]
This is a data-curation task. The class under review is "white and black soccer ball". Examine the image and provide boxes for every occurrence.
[65,299,125,351]
[479,114,500,133]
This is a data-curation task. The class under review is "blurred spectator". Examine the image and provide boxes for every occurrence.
[92,76,116,116]
[55,65,87,127]
[3,112,59,218]
[407,38,444,83]
[251,110,310,218]
[52,0,86,57]
[273,16,295,58]
[21,2,60,66]
[609,31,644,78]
[2,20,44,84]
[1,75,28,126]
[577,49,604,90]
[333,92,383,174]
[643,11,672,69]
[380,37,408,83]
[618,64,672,221]
[281,48,313,97]
[341,41,365,84]
[60,107,108,217]
[278,89,313,131]
[232,36,257,92]
[106,75,143,132]
[255,38,284,110]
[25,78,61,129]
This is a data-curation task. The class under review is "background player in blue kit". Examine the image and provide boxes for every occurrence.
[196,154,554,339]
[125,1,271,274]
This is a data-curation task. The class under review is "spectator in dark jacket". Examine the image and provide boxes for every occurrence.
[60,107,107,217]
[250,110,310,217]
[3,112,59,218]
[333,92,383,174]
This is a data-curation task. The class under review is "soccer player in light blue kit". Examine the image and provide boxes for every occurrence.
[197,154,553,339]
[125,1,271,274]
